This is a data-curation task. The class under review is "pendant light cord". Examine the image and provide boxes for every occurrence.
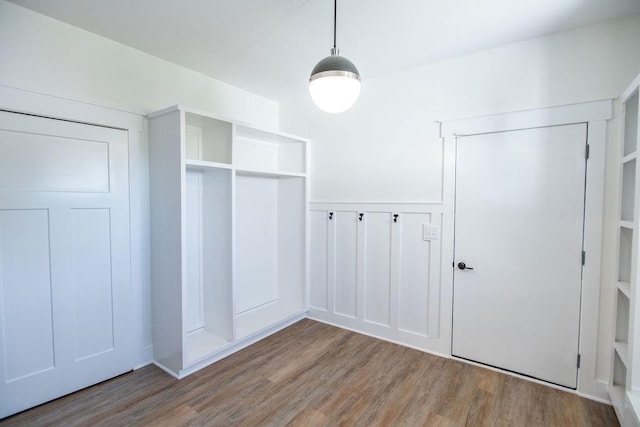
[333,0,337,49]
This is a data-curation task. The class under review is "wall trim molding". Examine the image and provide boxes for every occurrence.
[441,99,612,137]
[308,203,449,356]
[310,202,443,212]
[311,201,444,205]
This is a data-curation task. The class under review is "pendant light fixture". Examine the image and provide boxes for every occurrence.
[309,0,361,113]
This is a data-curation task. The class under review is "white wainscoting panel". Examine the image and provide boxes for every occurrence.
[399,213,433,338]
[333,211,358,318]
[310,211,329,311]
[309,203,448,356]
[364,212,392,327]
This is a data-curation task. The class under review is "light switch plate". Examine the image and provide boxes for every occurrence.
[423,224,440,240]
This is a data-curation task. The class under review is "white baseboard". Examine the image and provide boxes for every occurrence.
[176,313,305,379]
[133,344,154,370]
[306,313,449,360]
[148,313,306,379]
[578,380,612,405]
[307,313,611,406]
[153,361,180,379]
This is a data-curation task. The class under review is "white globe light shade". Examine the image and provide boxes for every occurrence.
[309,50,361,113]
[309,74,361,113]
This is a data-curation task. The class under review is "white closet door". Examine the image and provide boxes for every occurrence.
[452,124,586,388]
[0,111,132,418]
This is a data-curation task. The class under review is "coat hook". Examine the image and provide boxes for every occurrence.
[359,213,364,221]
[393,214,399,223]
[329,212,334,220]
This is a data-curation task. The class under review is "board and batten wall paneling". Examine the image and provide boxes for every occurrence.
[309,203,448,356]
[333,211,359,319]
[364,212,393,327]
[399,212,437,338]
[310,211,329,311]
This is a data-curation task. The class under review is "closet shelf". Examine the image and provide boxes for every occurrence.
[618,281,631,299]
[185,329,231,366]
[620,221,635,230]
[235,168,306,179]
[623,152,637,164]
[185,159,233,170]
[615,341,629,367]
[628,392,640,425]
[610,385,626,419]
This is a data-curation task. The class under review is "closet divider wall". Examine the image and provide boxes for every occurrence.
[148,105,309,378]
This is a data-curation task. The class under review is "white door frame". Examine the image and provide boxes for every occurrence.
[0,84,150,368]
[441,100,611,402]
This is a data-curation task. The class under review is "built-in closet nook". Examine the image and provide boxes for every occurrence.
[610,75,640,424]
[148,105,309,377]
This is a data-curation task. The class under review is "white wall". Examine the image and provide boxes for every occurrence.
[0,0,280,367]
[0,0,278,129]
[281,16,640,203]
[280,16,640,384]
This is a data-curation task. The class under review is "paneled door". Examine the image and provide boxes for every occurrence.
[0,111,132,418]
[452,124,587,388]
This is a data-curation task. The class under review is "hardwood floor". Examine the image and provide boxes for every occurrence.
[1,319,618,426]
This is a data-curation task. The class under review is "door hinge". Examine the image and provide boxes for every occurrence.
[585,144,590,160]
[582,251,586,265]
[577,354,581,368]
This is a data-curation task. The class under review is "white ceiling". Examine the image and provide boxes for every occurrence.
[8,0,640,101]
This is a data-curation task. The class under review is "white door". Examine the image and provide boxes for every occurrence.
[452,124,587,388]
[0,111,132,418]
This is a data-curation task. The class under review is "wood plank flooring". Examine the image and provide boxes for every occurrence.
[1,319,618,426]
